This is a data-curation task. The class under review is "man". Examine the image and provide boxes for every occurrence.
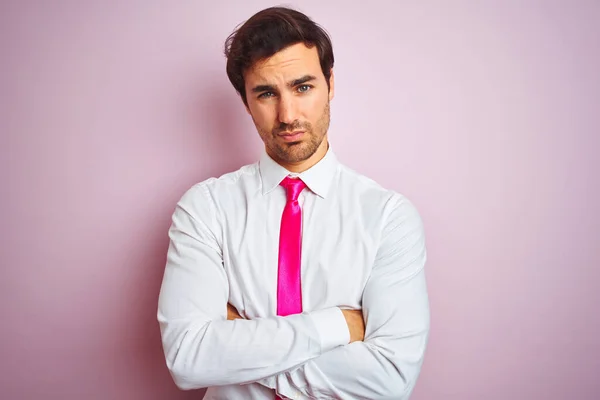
[158,6,430,400]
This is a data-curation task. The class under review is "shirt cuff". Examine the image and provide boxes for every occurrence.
[308,307,350,353]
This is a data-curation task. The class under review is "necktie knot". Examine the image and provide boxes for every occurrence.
[280,176,306,202]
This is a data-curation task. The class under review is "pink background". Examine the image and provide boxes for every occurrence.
[2,1,599,399]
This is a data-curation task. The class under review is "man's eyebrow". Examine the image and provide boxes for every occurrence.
[289,75,317,87]
[251,84,276,93]
[250,75,317,94]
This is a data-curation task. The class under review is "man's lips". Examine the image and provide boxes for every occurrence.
[278,131,305,142]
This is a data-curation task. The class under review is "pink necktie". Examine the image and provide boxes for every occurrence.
[277,176,306,317]
[275,177,306,399]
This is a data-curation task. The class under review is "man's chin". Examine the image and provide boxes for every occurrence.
[277,149,312,164]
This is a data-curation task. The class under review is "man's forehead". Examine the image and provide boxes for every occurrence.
[246,44,321,83]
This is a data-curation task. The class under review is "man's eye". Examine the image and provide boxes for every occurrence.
[258,92,275,99]
[297,85,311,93]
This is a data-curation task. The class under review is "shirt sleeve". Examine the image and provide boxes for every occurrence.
[157,184,349,390]
[258,195,430,399]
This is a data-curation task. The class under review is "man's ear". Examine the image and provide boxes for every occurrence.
[328,68,335,101]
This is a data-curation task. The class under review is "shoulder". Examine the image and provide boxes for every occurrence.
[337,162,424,230]
[180,162,259,200]
[176,162,259,217]
[337,163,413,206]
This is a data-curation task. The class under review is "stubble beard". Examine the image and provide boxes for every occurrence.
[258,101,330,165]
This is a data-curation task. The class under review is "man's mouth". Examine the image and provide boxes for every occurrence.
[278,131,305,142]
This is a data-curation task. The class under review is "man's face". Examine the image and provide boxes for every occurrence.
[244,43,334,169]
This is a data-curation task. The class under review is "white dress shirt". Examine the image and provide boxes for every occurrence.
[157,146,430,399]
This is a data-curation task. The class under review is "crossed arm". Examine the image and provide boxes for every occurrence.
[227,304,366,343]
[158,187,429,398]
[229,196,430,399]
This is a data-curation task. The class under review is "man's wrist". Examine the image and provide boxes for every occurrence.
[308,307,350,352]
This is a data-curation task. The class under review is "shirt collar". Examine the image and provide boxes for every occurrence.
[259,144,339,198]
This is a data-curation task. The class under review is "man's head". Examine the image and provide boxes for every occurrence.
[224,7,335,171]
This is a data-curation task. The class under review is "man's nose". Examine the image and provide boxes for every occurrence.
[277,94,299,125]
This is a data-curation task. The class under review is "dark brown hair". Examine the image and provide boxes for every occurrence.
[224,6,334,106]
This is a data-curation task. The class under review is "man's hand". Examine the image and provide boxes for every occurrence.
[341,309,365,343]
[227,303,243,320]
